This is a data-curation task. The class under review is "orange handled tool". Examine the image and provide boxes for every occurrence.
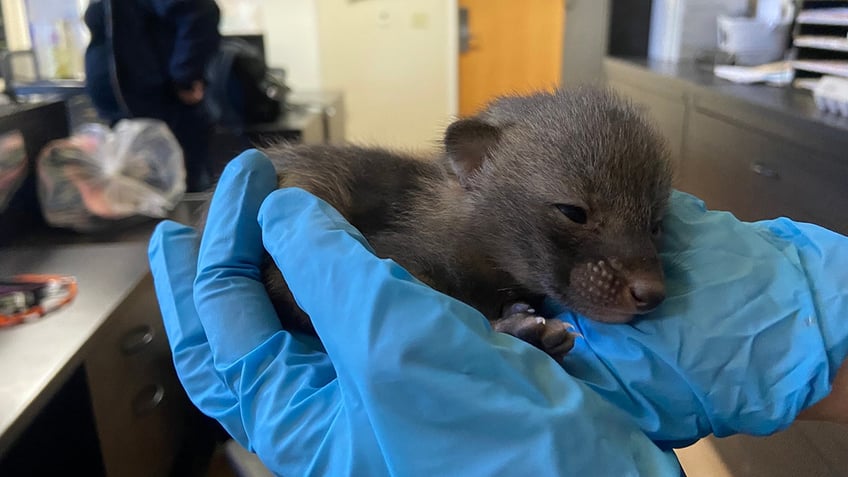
[0,274,78,328]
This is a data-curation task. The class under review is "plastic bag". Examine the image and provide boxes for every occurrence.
[0,130,28,214]
[36,118,186,232]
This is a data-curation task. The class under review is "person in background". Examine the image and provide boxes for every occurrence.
[82,0,222,192]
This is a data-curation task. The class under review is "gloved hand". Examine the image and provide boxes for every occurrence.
[148,149,683,476]
[554,190,848,449]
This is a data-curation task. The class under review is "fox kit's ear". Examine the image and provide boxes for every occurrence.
[443,118,501,189]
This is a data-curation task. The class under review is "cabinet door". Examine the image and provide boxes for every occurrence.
[679,109,848,235]
[85,276,190,477]
[607,80,687,172]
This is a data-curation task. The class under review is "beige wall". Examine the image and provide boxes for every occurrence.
[213,0,324,90]
[314,0,458,151]
[5,0,458,149]
[258,0,324,91]
[222,0,458,150]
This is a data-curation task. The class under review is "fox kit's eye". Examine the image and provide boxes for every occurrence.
[651,220,663,238]
[555,204,587,224]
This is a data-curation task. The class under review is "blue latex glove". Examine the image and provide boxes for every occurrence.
[148,149,683,476]
[554,190,848,449]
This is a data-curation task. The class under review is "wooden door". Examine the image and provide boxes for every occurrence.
[458,0,565,117]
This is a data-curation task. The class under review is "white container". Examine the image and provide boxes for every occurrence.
[649,0,749,62]
[717,15,792,66]
[755,0,796,26]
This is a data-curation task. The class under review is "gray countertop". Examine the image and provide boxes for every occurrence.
[604,56,848,148]
[0,241,152,452]
[605,56,831,120]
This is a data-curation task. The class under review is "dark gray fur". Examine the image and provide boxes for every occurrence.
[199,86,673,360]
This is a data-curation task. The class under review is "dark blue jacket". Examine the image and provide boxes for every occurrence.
[83,0,221,122]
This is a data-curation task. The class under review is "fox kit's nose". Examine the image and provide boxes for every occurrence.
[628,275,666,312]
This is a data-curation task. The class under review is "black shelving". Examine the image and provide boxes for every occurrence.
[789,0,848,88]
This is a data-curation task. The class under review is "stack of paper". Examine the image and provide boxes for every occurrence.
[796,8,848,26]
[793,35,848,53]
[714,61,794,85]
[792,60,848,78]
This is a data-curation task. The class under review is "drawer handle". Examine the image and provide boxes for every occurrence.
[132,384,165,416]
[121,325,155,355]
[750,162,779,179]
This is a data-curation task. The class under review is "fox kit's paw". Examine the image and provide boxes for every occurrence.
[494,302,578,361]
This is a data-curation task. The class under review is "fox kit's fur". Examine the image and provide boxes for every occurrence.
[200,86,673,359]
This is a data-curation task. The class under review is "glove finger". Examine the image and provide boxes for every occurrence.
[256,187,491,364]
[148,220,249,446]
[194,149,284,368]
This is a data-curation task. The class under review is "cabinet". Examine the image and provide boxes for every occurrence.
[681,108,848,231]
[84,275,190,477]
[605,56,848,235]
[606,77,687,169]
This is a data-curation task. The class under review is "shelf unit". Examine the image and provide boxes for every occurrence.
[789,0,848,88]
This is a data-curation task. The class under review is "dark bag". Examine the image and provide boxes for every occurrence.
[204,38,288,130]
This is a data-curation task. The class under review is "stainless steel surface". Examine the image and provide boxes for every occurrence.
[0,241,151,454]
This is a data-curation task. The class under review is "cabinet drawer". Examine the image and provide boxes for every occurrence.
[84,275,189,477]
[608,79,687,172]
[680,110,848,234]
